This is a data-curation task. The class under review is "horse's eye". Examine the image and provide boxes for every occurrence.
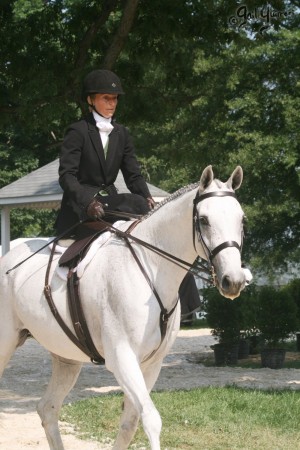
[199,216,209,226]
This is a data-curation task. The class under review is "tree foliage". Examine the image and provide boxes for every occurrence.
[0,0,299,274]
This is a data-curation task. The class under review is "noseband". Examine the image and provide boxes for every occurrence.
[193,191,243,272]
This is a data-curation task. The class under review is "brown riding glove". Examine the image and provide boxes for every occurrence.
[86,199,105,220]
[147,197,155,209]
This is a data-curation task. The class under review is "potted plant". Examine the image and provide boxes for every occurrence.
[203,288,242,365]
[256,286,298,369]
[237,284,261,357]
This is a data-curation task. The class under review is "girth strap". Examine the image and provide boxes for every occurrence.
[67,268,105,364]
[44,242,104,364]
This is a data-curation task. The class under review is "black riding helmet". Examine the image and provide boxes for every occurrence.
[82,69,125,101]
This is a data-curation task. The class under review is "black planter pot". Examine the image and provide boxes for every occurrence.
[238,339,250,359]
[212,343,239,366]
[261,348,286,369]
[249,335,260,355]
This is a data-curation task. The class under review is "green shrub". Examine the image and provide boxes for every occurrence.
[256,286,298,348]
[203,287,241,344]
[281,278,300,330]
[203,283,299,349]
[237,284,260,338]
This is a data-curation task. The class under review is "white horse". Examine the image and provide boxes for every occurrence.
[0,166,247,450]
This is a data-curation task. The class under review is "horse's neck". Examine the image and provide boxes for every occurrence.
[139,189,196,254]
[132,187,200,298]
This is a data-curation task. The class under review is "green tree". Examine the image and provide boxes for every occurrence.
[133,5,300,273]
[0,0,299,275]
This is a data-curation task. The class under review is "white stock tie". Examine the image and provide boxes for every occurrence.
[96,121,114,154]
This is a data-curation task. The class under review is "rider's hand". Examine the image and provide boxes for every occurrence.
[147,197,155,210]
[86,199,105,220]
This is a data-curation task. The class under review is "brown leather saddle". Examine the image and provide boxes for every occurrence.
[58,221,109,267]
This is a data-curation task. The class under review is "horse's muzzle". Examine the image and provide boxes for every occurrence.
[219,271,247,300]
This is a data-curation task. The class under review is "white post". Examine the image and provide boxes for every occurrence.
[1,206,11,255]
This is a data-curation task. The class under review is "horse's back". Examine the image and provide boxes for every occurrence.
[0,238,50,271]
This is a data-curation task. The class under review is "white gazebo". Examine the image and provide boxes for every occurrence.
[0,159,169,255]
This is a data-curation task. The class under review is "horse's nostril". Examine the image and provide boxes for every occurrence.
[222,275,231,291]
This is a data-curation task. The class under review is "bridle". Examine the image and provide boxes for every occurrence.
[193,190,244,284]
[102,189,244,290]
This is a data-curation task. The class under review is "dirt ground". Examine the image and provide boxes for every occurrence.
[1,328,299,449]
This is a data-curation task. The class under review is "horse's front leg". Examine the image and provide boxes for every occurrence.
[37,354,82,450]
[108,346,162,450]
[113,358,164,450]
[112,395,140,450]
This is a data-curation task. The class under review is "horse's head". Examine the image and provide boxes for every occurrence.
[194,165,247,299]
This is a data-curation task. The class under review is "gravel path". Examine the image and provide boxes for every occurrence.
[0,329,299,449]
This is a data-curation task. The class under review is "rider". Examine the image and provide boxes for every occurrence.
[55,69,200,314]
[55,69,155,236]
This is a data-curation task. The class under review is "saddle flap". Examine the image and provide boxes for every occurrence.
[59,221,109,267]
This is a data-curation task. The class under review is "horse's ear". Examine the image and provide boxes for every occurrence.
[199,165,214,191]
[227,166,243,191]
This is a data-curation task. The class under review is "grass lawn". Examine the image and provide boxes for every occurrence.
[60,387,300,449]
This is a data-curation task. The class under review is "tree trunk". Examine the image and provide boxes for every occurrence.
[102,0,140,69]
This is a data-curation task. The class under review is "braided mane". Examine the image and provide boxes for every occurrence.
[141,181,199,221]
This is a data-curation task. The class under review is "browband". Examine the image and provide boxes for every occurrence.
[194,191,237,205]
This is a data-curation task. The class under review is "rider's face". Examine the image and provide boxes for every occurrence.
[88,93,118,118]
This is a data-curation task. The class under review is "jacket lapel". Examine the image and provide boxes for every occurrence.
[105,126,119,172]
[87,114,108,177]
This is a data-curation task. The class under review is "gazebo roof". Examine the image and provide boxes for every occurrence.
[0,159,168,255]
